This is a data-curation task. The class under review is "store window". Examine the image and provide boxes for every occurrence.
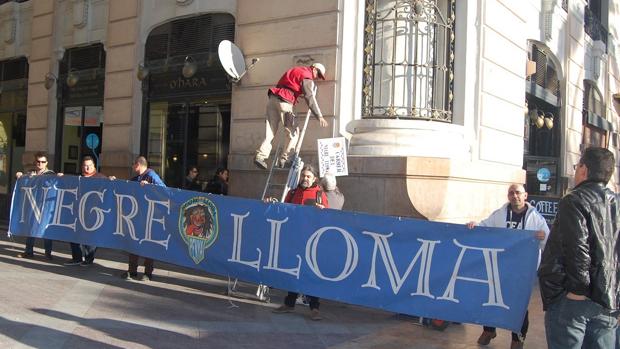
[362,0,455,121]
[55,44,106,174]
[0,57,27,221]
[141,14,234,188]
[524,43,562,199]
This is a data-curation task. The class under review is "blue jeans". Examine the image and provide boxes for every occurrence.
[545,296,617,349]
[24,237,52,256]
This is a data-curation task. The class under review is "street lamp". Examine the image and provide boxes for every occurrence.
[182,56,197,78]
[66,70,79,88]
[44,72,57,90]
[137,62,149,81]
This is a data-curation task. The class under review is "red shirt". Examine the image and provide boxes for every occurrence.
[268,66,314,104]
[285,184,329,208]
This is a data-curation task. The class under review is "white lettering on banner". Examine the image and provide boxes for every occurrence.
[49,187,78,231]
[306,227,358,281]
[141,195,171,249]
[264,217,301,278]
[20,186,51,223]
[438,239,509,309]
[228,212,261,271]
[79,190,111,231]
[15,180,520,312]
[113,192,139,241]
[362,232,439,298]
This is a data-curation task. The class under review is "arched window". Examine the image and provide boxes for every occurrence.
[362,0,455,121]
[582,80,610,148]
[142,14,235,188]
[524,43,562,198]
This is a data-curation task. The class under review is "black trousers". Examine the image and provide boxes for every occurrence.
[284,292,320,310]
[70,243,97,263]
[128,253,154,275]
[483,310,529,341]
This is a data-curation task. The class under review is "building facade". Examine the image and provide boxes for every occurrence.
[0,0,618,224]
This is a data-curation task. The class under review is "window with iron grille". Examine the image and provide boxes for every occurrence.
[584,0,608,52]
[582,80,609,148]
[59,44,106,74]
[145,14,235,68]
[527,44,560,98]
[0,57,28,82]
[362,0,455,122]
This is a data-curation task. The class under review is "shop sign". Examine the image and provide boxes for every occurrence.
[528,195,559,225]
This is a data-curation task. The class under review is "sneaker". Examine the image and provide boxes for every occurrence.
[80,261,94,266]
[17,253,34,259]
[254,157,268,170]
[510,339,524,349]
[143,273,153,281]
[310,308,322,321]
[272,305,294,314]
[277,159,293,169]
[477,331,497,345]
[64,260,83,266]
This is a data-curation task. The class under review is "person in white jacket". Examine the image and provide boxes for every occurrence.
[466,183,549,349]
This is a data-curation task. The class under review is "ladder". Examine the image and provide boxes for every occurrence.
[227,101,314,302]
[261,108,313,202]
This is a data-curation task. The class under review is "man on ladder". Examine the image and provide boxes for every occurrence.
[254,63,328,170]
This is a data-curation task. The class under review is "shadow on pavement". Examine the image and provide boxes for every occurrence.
[0,315,123,349]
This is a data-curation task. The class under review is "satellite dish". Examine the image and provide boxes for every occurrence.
[218,40,259,83]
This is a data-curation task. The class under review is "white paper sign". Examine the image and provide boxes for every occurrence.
[317,137,348,177]
[64,107,82,126]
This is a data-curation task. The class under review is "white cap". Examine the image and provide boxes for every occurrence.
[311,63,326,80]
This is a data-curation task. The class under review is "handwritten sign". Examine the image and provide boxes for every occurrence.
[317,137,348,177]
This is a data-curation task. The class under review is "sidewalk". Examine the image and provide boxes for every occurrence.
[0,235,548,348]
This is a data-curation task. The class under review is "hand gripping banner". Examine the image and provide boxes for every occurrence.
[9,175,540,332]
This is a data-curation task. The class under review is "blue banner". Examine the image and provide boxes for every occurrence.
[9,175,540,332]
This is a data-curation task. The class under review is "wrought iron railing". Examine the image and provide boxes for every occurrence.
[584,5,608,52]
[362,0,455,122]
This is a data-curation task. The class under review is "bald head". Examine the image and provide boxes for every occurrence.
[507,184,528,212]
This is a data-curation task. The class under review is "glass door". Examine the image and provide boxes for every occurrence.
[59,105,103,174]
[0,112,25,221]
[146,99,230,188]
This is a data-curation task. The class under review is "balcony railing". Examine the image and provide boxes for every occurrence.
[584,5,608,52]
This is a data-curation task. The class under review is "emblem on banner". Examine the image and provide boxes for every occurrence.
[178,197,219,264]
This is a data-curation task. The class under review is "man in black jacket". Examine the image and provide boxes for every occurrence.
[16,152,55,259]
[538,147,619,349]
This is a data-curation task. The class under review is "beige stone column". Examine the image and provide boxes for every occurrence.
[24,0,55,167]
[100,0,140,178]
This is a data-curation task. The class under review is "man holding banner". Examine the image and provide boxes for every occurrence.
[63,156,108,266]
[272,164,328,320]
[15,152,55,260]
[120,156,166,281]
[467,183,548,349]
[539,147,620,349]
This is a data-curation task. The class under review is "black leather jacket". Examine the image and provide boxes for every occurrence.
[538,180,620,311]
